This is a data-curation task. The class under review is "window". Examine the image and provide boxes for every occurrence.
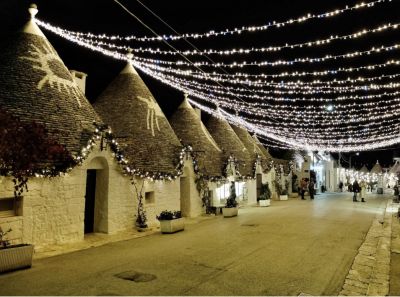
[0,197,22,217]
[145,191,155,204]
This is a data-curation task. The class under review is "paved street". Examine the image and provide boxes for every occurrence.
[0,192,389,296]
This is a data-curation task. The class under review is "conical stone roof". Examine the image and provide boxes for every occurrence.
[370,161,383,174]
[359,165,369,174]
[389,161,400,175]
[252,135,273,160]
[0,10,100,158]
[231,124,270,171]
[204,114,253,176]
[273,157,291,174]
[169,98,223,177]
[93,61,182,174]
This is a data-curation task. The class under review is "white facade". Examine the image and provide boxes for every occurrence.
[0,142,182,249]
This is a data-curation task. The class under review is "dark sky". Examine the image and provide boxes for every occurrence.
[1,0,400,168]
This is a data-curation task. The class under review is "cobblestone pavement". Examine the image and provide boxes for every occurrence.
[339,199,399,296]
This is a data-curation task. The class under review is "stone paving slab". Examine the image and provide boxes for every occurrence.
[339,199,396,296]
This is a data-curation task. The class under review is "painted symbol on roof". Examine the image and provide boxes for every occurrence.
[137,96,163,137]
[20,42,82,107]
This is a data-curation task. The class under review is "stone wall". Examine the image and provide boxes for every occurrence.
[246,179,257,205]
[0,143,189,249]
[0,146,225,249]
[179,159,203,218]
[0,145,137,248]
[142,178,181,227]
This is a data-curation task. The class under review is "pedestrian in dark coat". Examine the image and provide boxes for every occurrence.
[352,180,360,202]
[300,178,308,200]
[309,179,315,200]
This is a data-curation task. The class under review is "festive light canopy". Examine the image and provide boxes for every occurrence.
[33,0,400,152]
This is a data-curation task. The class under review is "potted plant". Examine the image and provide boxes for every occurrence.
[258,182,271,207]
[156,210,184,233]
[0,227,34,274]
[222,181,238,217]
[275,178,289,200]
[280,188,289,200]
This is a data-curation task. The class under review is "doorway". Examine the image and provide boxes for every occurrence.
[180,177,190,217]
[256,174,262,199]
[84,169,96,234]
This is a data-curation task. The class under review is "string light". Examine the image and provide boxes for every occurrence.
[133,63,400,142]
[33,12,400,152]
[129,67,400,100]
[53,28,400,64]
[129,36,400,58]
[187,98,400,152]
[36,0,391,42]
[134,57,400,78]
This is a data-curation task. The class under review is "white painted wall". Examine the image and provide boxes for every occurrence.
[179,158,203,218]
[0,141,186,249]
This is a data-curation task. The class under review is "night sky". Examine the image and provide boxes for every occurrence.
[1,0,399,169]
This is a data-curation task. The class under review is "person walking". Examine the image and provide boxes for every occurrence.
[353,180,360,202]
[300,178,307,200]
[394,184,399,203]
[309,179,315,200]
[339,181,343,192]
[360,180,367,202]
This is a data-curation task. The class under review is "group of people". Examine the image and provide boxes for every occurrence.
[351,180,367,202]
[341,181,374,193]
[299,178,315,200]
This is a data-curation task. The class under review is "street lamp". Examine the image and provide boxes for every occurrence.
[349,152,359,169]
[326,104,334,112]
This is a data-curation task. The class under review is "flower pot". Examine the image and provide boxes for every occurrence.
[279,195,288,200]
[259,199,271,207]
[222,207,238,217]
[159,218,185,234]
[0,244,34,274]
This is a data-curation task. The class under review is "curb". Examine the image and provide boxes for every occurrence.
[339,199,397,296]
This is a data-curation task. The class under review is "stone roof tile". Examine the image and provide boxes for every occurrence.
[204,115,253,176]
[169,99,223,177]
[93,62,182,174]
[0,28,100,160]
